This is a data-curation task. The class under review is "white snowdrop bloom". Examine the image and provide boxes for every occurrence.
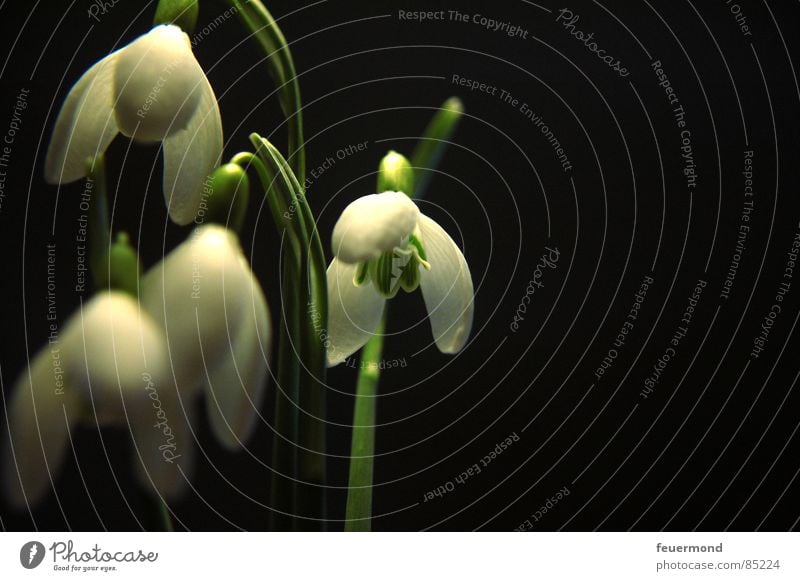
[44,24,222,225]
[140,224,271,452]
[327,191,474,366]
[3,291,179,508]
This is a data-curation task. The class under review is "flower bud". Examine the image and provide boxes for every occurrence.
[377,151,414,197]
[96,232,141,297]
[205,163,250,232]
[154,0,199,33]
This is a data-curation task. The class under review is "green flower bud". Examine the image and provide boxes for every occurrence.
[205,163,250,233]
[154,0,199,34]
[377,151,414,197]
[97,232,141,297]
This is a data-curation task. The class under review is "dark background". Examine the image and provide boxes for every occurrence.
[1,0,799,531]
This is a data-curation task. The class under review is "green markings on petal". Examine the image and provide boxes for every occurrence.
[354,261,369,286]
[368,251,397,297]
[364,236,430,297]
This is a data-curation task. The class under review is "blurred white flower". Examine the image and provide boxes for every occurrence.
[44,24,222,225]
[3,226,271,507]
[140,224,271,452]
[326,191,474,366]
[3,291,175,508]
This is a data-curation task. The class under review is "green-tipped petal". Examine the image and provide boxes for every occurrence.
[326,258,385,366]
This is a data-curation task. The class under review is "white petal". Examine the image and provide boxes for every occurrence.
[332,191,420,263]
[3,346,82,508]
[44,53,119,184]
[326,258,385,366]
[113,25,204,143]
[140,226,251,394]
[204,262,271,450]
[129,380,194,500]
[161,70,223,225]
[61,292,170,426]
[418,214,474,354]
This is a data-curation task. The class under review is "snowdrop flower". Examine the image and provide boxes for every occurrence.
[326,191,474,366]
[3,292,175,508]
[44,24,222,225]
[140,224,271,451]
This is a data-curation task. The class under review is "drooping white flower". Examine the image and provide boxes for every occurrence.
[44,24,222,225]
[3,227,271,507]
[326,191,474,366]
[3,291,176,508]
[140,224,271,451]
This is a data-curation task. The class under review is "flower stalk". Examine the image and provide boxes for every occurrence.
[344,98,464,531]
[225,0,305,182]
[243,134,327,530]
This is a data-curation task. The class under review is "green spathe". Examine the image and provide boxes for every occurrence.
[96,232,140,297]
[206,163,250,232]
[377,150,414,197]
[154,0,199,33]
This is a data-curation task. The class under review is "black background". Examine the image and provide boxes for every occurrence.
[1,0,800,531]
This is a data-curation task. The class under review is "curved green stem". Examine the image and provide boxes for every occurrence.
[236,136,328,530]
[410,97,464,199]
[225,0,305,182]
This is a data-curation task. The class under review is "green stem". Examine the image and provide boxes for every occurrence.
[410,97,464,199]
[344,317,385,532]
[270,257,300,531]
[230,150,301,530]
[343,102,463,529]
[235,138,328,529]
[158,499,175,532]
[250,135,327,530]
[86,155,110,291]
[225,0,305,182]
